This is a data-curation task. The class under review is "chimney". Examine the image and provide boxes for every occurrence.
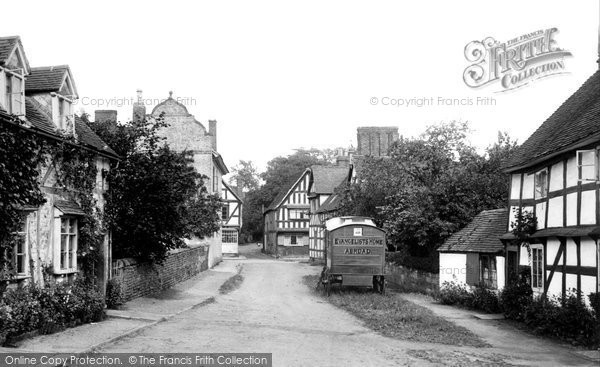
[209,120,217,150]
[95,110,117,123]
[132,89,146,123]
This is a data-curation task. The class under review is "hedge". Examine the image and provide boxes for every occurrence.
[386,252,439,274]
[0,279,105,345]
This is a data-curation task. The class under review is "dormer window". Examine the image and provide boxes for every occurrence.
[53,93,73,131]
[4,70,25,116]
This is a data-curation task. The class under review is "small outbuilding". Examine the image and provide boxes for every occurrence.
[437,208,508,290]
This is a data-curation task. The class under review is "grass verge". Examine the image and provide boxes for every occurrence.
[304,275,487,347]
[219,272,244,295]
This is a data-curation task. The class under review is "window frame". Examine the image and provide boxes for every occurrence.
[290,235,298,245]
[4,70,25,116]
[58,217,78,273]
[530,244,544,292]
[534,168,548,199]
[221,205,229,221]
[288,209,306,220]
[479,254,497,289]
[222,228,238,244]
[12,215,28,277]
[577,149,598,183]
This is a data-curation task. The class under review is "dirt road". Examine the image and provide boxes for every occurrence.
[97,246,595,366]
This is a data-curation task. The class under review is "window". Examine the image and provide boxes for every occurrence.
[222,229,238,244]
[531,245,544,291]
[4,73,24,116]
[13,217,27,275]
[60,218,78,270]
[290,235,297,245]
[479,255,497,289]
[288,209,305,220]
[577,150,597,182]
[221,205,229,221]
[534,169,548,199]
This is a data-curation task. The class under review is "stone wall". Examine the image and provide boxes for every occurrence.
[111,246,209,302]
[385,262,439,296]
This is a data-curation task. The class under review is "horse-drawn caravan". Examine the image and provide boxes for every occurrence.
[319,216,386,295]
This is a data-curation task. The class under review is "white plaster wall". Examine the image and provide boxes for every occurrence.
[546,238,561,265]
[536,202,546,230]
[581,238,597,267]
[496,256,506,290]
[566,193,577,226]
[547,197,563,228]
[549,162,563,192]
[580,190,596,225]
[566,238,577,266]
[581,275,597,302]
[522,174,534,199]
[510,174,521,200]
[439,253,467,286]
[546,271,563,298]
[566,156,578,188]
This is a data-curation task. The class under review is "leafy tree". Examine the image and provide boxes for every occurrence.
[88,115,221,263]
[229,160,260,192]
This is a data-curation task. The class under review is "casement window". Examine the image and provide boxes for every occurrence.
[531,245,544,292]
[288,209,306,220]
[13,216,28,276]
[534,169,548,199]
[290,235,298,245]
[480,255,497,289]
[4,72,24,116]
[221,205,229,221]
[577,150,597,182]
[59,218,78,271]
[222,229,238,244]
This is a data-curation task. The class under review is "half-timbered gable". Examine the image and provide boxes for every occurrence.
[221,181,243,255]
[307,165,350,260]
[503,70,600,301]
[263,170,310,257]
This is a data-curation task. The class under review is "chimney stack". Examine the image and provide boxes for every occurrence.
[209,120,217,150]
[133,89,146,123]
[95,110,118,124]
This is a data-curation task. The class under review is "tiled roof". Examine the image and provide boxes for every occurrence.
[25,97,55,135]
[54,200,85,216]
[504,70,600,172]
[309,165,349,195]
[26,65,69,93]
[315,192,342,214]
[437,208,508,253]
[0,36,19,64]
[74,115,118,157]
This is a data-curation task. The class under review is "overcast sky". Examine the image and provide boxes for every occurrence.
[4,1,600,173]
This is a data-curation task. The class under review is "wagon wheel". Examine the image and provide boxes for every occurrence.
[380,276,386,296]
[317,267,327,290]
[372,276,380,293]
[326,276,332,297]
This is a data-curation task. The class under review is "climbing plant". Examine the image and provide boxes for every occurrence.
[510,207,538,257]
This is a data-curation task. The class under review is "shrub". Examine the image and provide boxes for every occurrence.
[0,280,105,345]
[386,252,439,274]
[470,286,501,313]
[438,281,473,306]
[499,275,532,321]
[589,292,600,318]
[105,278,125,309]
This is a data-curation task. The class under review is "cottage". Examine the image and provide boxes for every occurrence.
[307,163,351,260]
[501,68,600,300]
[263,170,311,257]
[0,36,118,289]
[221,180,243,255]
[438,209,508,290]
[130,91,230,267]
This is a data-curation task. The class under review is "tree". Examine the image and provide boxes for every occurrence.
[88,115,221,263]
[229,160,260,192]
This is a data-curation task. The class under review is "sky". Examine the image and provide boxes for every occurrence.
[3,0,600,173]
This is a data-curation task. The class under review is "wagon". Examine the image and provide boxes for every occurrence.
[319,216,386,296]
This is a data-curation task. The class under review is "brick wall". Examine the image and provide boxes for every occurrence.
[386,262,439,296]
[112,246,209,302]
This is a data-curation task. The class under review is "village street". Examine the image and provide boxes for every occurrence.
[88,245,595,367]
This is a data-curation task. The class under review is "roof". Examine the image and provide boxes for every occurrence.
[25,97,55,134]
[265,169,310,213]
[504,70,600,172]
[54,200,85,216]
[500,226,600,240]
[309,165,349,195]
[0,36,30,72]
[212,151,229,175]
[74,115,118,157]
[325,216,377,231]
[437,209,508,253]
[315,193,342,214]
[26,65,75,95]
[222,180,243,203]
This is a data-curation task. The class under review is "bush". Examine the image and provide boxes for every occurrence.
[499,275,532,321]
[589,292,600,318]
[0,280,105,345]
[105,278,125,309]
[438,281,473,306]
[470,286,501,313]
[386,252,439,274]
